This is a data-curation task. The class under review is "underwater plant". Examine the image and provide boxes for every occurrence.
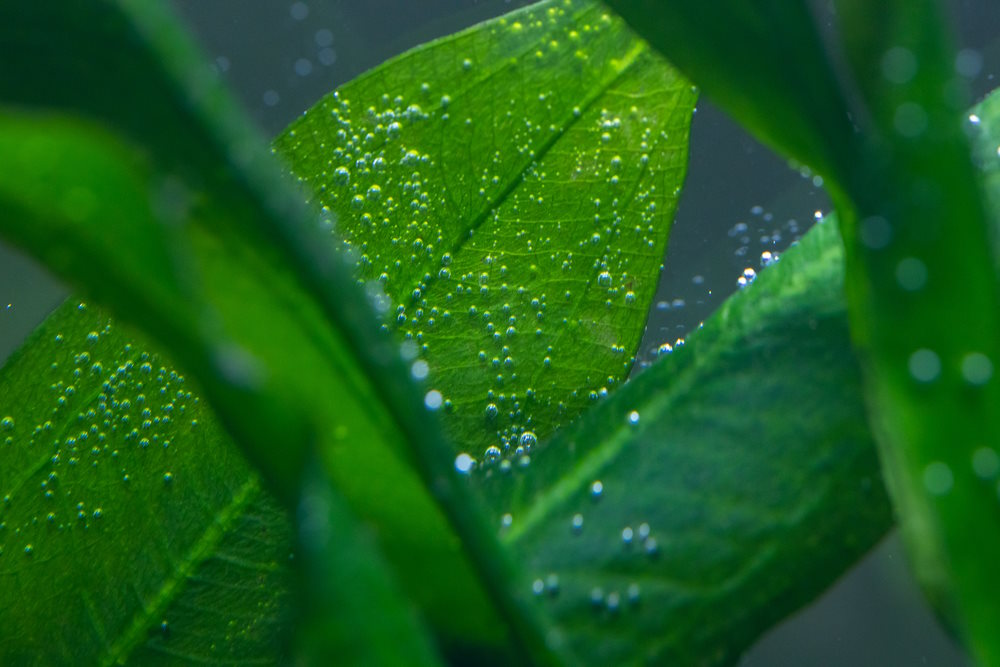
[0,0,998,665]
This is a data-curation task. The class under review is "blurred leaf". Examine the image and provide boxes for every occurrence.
[0,301,295,665]
[604,0,1000,661]
[491,218,891,666]
[829,4,1000,663]
[294,461,442,667]
[274,0,697,466]
[0,1,518,659]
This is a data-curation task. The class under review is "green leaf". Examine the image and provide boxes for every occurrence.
[603,1,1000,661]
[274,0,697,465]
[294,460,443,667]
[0,300,295,665]
[489,218,891,666]
[0,1,521,659]
[830,4,1000,662]
[601,0,859,182]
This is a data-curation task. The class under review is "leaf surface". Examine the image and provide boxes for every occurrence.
[0,301,295,665]
[274,0,697,467]
[494,218,892,666]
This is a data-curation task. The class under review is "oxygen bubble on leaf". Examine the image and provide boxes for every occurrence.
[860,215,892,249]
[627,410,639,425]
[909,348,941,383]
[454,453,475,474]
[410,359,429,380]
[519,431,537,449]
[532,579,545,596]
[955,48,984,79]
[332,166,350,186]
[644,537,659,556]
[0,417,13,431]
[881,46,918,85]
[571,513,583,534]
[590,480,603,500]
[627,583,641,605]
[544,573,560,597]
[637,522,650,540]
[923,461,954,495]
[896,257,928,291]
[621,526,633,545]
[972,447,1000,479]
[424,389,443,410]
[961,352,993,386]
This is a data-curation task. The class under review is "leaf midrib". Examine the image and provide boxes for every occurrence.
[101,476,262,666]
[411,39,650,314]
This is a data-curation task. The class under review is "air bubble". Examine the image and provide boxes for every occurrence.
[411,359,429,380]
[972,447,1000,479]
[923,461,953,495]
[0,417,13,431]
[455,453,475,474]
[961,352,993,386]
[424,389,443,410]
[908,349,941,383]
[896,257,928,291]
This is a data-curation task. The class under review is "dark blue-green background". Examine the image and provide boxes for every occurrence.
[2,1,998,664]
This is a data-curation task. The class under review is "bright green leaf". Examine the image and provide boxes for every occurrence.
[274,0,697,466]
[0,301,295,665]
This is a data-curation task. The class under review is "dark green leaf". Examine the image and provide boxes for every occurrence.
[274,0,697,466]
[604,1,1000,661]
[827,4,1000,662]
[490,218,891,666]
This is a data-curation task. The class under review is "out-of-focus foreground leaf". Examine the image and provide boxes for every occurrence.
[494,218,891,666]
[274,0,697,467]
[604,0,1000,662]
[831,4,1000,661]
[0,121,444,666]
[0,1,517,662]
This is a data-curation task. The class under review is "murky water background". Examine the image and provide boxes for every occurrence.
[2,0,998,663]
